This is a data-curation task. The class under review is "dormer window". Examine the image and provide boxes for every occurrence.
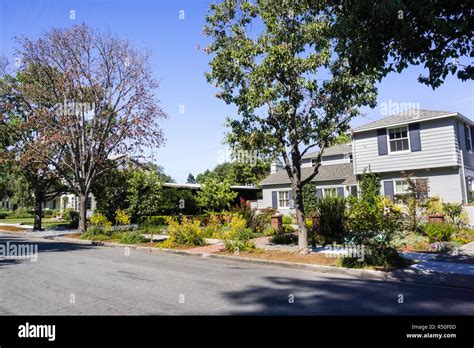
[388,126,410,152]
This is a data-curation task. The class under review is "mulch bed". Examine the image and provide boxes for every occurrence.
[0,225,30,232]
[219,249,339,266]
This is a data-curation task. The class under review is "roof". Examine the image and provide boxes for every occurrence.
[260,162,356,186]
[302,142,352,159]
[353,109,472,132]
[162,183,260,191]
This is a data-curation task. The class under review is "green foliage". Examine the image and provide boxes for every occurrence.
[231,204,274,235]
[282,215,293,225]
[316,196,346,243]
[425,196,444,215]
[221,214,256,252]
[165,217,205,246]
[345,196,403,243]
[302,183,318,216]
[196,160,270,186]
[63,209,79,227]
[0,212,8,219]
[196,176,237,212]
[359,170,381,204]
[80,226,111,241]
[138,215,169,227]
[344,196,405,268]
[126,169,198,219]
[89,212,112,230]
[442,202,464,228]
[7,207,33,219]
[332,1,472,88]
[424,222,455,243]
[119,231,146,244]
[397,172,430,232]
[115,209,131,226]
[269,227,297,245]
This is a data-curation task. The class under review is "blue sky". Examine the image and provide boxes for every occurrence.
[1,0,472,182]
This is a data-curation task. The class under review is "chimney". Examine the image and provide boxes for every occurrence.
[270,159,283,174]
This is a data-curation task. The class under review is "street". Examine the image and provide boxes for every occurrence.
[0,233,473,315]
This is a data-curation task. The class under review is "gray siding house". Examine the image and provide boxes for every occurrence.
[259,109,474,214]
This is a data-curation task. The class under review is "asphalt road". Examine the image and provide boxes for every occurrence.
[0,233,473,315]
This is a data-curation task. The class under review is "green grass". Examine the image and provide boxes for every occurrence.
[0,217,71,229]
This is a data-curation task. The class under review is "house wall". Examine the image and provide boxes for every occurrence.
[380,167,463,203]
[259,179,351,215]
[353,117,459,174]
[455,120,474,169]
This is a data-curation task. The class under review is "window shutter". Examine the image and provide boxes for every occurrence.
[383,181,394,200]
[350,185,358,197]
[409,123,421,152]
[337,187,344,197]
[288,190,294,208]
[464,125,471,151]
[471,126,474,150]
[271,191,278,209]
[377,129,388,155]
[316,188,323,200]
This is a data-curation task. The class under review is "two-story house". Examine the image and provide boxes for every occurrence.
[259,109,474,214]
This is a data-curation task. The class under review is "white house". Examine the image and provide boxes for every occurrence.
[259,109,474,216]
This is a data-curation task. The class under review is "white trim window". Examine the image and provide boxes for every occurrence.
[278,191,289,208]
[388,126,410,152]
[323,187,337,197]
[394,179,409,194]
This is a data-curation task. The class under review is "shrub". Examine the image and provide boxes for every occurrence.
[222,214,256,252]
[424,222,455,243]
[282,215,293,225]
[119,231,146,244]
[0,212,8,219]
[270,227,297,245]
[302,183,318,216]
[63,209,79,228]
[232,203,273,235]
[202,213,223,238]
[359,170,381,204]
[165,217,205,246]
[442,202,464,228]
[8,207,34,219]
[89,212,112,229]
[425,196,444,215]
[316,196,346,243]
[115,209,131,226]
[138,215,169,227]
[80,226,110,241]
[344,196,404,268]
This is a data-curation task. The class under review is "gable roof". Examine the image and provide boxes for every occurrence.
[302,142,352,159]
[352,109,472,133]
[260,162,356,186]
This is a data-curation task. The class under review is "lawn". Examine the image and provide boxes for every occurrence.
[0,217,72,229]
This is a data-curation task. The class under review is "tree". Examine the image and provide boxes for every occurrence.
[398,171,430,232]
[0,69,65,230]
[331,1,473,88]
[196,161,270,186]
[196,176,237,212]
[9,24,166,231]
[205,0,377,253]
[186,173,196,184]
[359,170,381,205]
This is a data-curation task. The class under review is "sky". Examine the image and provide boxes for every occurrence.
[1,0,472,182]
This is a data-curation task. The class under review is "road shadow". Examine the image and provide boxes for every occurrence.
[0,234,95,267]
[221,275,474,315]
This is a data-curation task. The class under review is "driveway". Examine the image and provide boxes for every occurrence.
[0,233,473,315]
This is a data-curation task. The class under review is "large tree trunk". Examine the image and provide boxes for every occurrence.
[78,192,88,232]
[33,195,43,231]
[293,182,309,254]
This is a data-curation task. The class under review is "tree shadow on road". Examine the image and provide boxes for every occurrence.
[221,275,474,315]
[0,234,96,267]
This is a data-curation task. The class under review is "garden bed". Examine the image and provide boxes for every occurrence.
[0,225,31,232]
[218,249,339,267]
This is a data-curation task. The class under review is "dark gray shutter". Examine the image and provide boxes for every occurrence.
[316,188,323,200]
[288,190,294,208]
[271,191,278,208]
[350,185,358,197]
[471,126,474,151]
[409,123,421,152]
[377,129,388,155]
[464,125,472,151]
[337,187,344,197]
[383,181,394,200]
